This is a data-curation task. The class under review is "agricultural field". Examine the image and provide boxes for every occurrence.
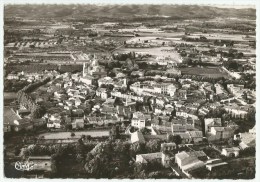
[5,63,59,73]
[114,46,182,61]
[180,66,230,78]
[5,63,84,73]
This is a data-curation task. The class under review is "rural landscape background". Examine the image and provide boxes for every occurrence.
[3,3,256,179]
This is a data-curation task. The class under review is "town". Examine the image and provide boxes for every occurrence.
[3,4,256,179]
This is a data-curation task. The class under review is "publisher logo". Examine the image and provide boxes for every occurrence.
[14,161,34,171]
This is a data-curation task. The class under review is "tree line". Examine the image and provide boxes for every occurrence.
[17,77,51,118]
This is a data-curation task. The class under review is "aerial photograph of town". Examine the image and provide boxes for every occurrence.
[3,3,256,179]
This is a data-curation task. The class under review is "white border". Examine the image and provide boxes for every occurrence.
[0,1,258,182]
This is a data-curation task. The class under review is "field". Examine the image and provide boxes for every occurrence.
[5,63,83,73]
[114,46,182,62]
[6,64,58,73]
[39,130,110,139]
[180,66,230,78]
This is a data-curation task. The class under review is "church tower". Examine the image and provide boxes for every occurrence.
[83,62,88,77]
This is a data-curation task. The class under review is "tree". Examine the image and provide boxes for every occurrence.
[172,135,182,145]
[110,125,120,140]
[140,127,151,135]
[145,140,161,153]
[130,142,145,157]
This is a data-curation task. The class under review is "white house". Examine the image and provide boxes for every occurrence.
[131,112,146,129]
[204,118,222,133]
[221,147,240,157]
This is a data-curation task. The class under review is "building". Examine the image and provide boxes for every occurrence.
[221,147,240,157]
[131,112,147,129]
[82,57,106,78]
[27,156,54,172]
[225,106,248,119]
[96,88,109,100]
[205,159,228,171]
[175,151,206,177]
[72,118,84,129]
[187,131,203,143]
[208,127,234,141]
[136,152,162,164]
[161,142,177,168]
[204,118,222,133]
[131,131,145,144]
[98,76,114,87]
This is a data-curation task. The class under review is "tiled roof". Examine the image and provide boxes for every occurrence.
[131,131,145,143]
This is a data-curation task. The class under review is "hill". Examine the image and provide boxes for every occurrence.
[4,4,256,20]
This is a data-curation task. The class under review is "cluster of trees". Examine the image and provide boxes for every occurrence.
[20,142,96,161]
[223,60,244,72]
[21,77,51,93]
[112,52,136,61]
[213,40,234,47]
[84,140,172,178]
[223,49,244,59]
[59,64,83,73]
[239,147,255,157]
[4,80,29,92]
[182,35,208,42]
[204,164,255,179]
[121,58,139,72]
[17,91,45,118]
[5,64,59,74]
[17,77,51,118]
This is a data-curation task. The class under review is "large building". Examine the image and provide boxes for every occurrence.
[81,56,106,85]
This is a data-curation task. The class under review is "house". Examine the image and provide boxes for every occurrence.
[27,156,54,172]
[187,131,203,143]
[178,133,192,144]
[161,142,177,168]
[131,131,145,144]
[204,118,222,133]
[172,125,187,134]
[175,151,206,177]
[72,118,84,129]
[131,112,146,129]
[96,88,109,100]
[75,98,82,107]
[47,120,61,129]
[237,131,256,149]
[100,106,117,116]
[221,147,240,157]
[86,116,103,126]
[98,76,114,87]
[206,159,228,171]
[208,127,234,141]
[136,152,162,164]
[6,73,19,80]
[151,116,171,132]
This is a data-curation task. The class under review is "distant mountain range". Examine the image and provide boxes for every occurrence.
[4,4,256,20]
